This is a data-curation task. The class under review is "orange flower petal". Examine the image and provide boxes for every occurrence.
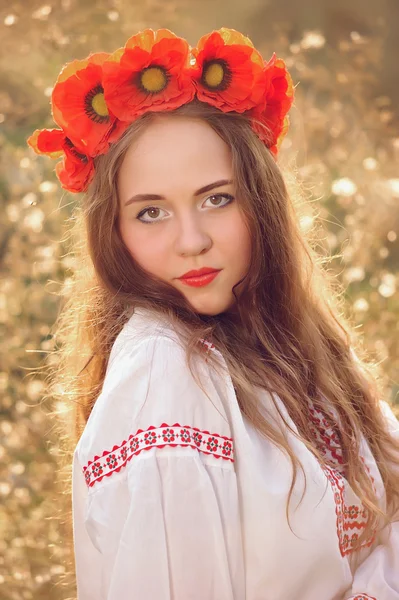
[55,52,109,86]
[197,28,262,66]
[275,115,290,150]
[124,28,180,52]
[27,129,65,158]
[264,55,294,111]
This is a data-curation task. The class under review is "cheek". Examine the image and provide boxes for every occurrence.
[119,218,135,255]
[120,220,165,270]
[224,213,252,260]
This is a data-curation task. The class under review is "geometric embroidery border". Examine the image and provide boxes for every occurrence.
[82,422,235,488]
[322,464,376,557]
[307,403,346,474]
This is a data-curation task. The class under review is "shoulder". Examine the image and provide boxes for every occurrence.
[75,307,234,488]
[106,306,225,387]
[106,306,223,371]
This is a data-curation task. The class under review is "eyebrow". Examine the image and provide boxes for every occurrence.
[124,179,234,207]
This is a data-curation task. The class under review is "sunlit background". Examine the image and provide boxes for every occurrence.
[1,0,399,597]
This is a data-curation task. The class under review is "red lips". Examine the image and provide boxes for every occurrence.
[178,267,220,279]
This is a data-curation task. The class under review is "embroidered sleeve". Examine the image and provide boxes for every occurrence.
[72,334,245,600]
[343,401,399,600]
[83,422,234,488]
[73,443,244,600]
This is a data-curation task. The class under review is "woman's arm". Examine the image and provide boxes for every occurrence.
[72,335,245,599]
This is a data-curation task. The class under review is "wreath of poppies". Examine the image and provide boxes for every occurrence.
[27,28,295,193]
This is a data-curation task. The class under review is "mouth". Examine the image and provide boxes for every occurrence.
[177,270,221,287]
[177,268,221,280]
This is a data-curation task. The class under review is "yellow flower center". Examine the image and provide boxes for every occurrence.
[91,92,109,117]
[84,85,109,123]
[140,67,168,93]
[203,62,225,88]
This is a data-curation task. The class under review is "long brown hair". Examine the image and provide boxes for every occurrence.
[49,99,399,561]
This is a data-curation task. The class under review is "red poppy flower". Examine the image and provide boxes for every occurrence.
[191,28,267,113]
[51,53,125,157]
[27,128,95,193]
[250,54,294,152]
[102,28,195,121]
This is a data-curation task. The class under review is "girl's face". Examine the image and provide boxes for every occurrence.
[117,116,252,316]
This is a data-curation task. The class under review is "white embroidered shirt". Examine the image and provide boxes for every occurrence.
[72,307,399,600]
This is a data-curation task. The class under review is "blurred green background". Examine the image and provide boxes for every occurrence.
[1,0,399,598]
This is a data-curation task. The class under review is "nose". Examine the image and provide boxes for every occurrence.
[175,212,212,256]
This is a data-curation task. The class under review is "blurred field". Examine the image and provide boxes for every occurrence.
[0,0,398,598]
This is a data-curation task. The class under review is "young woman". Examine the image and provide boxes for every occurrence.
[29,28,399,600]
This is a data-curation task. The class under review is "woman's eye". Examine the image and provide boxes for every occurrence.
[206,193,234,207]
[136,193,234,224]
[136,206,163,223]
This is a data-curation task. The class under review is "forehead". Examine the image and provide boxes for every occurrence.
[117,116,232,197]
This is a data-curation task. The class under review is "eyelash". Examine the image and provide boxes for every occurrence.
[135,193,235,225]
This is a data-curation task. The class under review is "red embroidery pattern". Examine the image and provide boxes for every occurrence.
[347,595,377,600]
[309,402,377,556]
[308,403,346,475]
[360,455,376,488]
[82,423,234,488]
[321,464,376,556]
[198,338,216,353]
[198,338,218,362]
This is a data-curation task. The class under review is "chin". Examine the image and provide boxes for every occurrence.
[189,295,235,317]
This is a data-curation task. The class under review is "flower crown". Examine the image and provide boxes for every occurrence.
[27,27,294,194]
